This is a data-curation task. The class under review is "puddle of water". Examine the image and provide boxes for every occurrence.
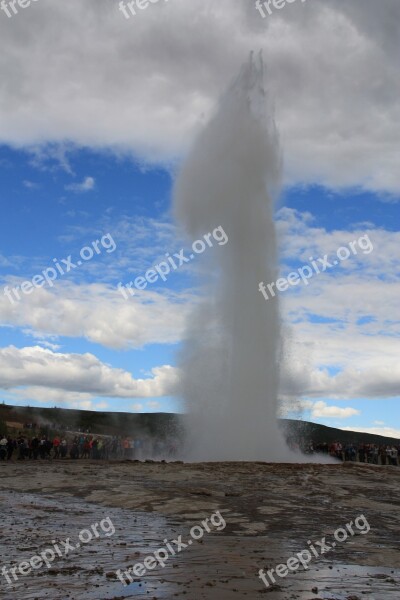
[276,562,400,600]
[1,462,400,600]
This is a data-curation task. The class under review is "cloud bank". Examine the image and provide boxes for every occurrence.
[0,0,399,193]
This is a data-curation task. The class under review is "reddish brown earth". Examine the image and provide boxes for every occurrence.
[0,461,399,600]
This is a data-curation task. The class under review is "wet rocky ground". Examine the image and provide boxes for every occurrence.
[0,460,399,600]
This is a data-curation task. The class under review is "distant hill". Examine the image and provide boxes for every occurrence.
[0,403,181,439]
[0,403,398,445]
[280,419,399,446]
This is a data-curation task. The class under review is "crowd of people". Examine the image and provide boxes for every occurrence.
[0,434,179,461]
[1,432,399,465]
[302,441,400,465]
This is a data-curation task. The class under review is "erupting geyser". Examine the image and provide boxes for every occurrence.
[174,52,292,461]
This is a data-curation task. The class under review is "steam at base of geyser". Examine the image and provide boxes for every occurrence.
[174,52,325,463]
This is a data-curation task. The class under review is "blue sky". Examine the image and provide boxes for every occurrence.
[0,0,399,439]
[1,144,399,437]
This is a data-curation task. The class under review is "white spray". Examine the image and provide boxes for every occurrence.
[174,52,293,461]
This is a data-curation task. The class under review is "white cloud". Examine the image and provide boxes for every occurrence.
[342,426,400,440]
[4,387,97,411]
[0,0,399,193]
[0,254,12,267]
[0,282,193,349]
[147,401,161,410]
[9,386,94,405]
[280,348,400,401]
[76,400,94,410]
[28,143,74,174]
[95,401,109,410]
[0,346,180,399]
[275,208,400,401]
[307,400,360,419]
[132,404,144,412]
[65,176,95,193]
[0,209,399,404]
[37,341,61,351]
[23,180,39,189]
